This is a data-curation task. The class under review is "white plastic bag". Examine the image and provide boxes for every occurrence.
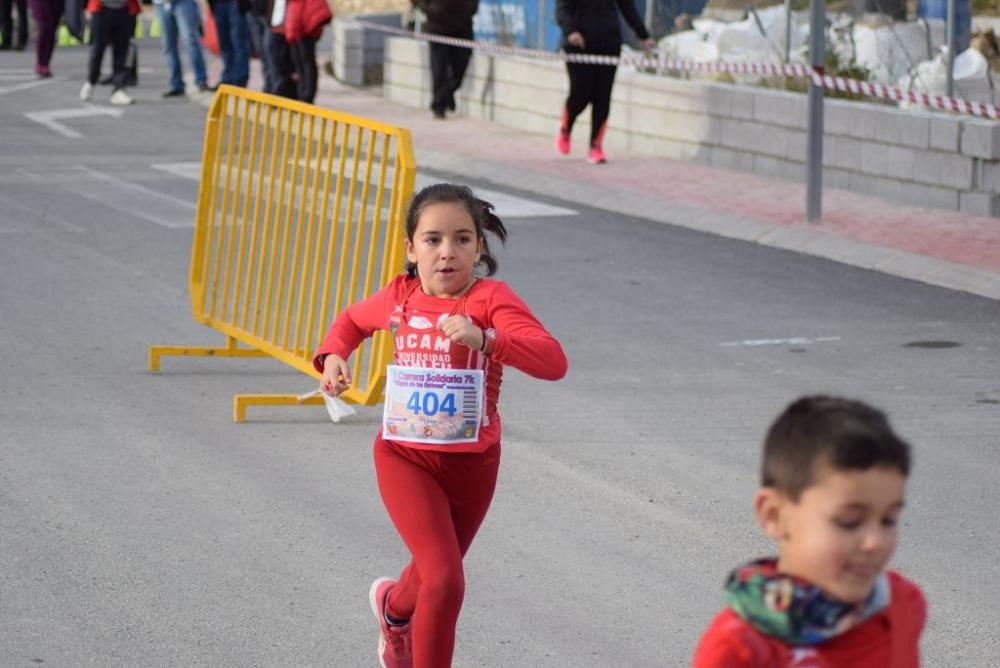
[299,389,358,423]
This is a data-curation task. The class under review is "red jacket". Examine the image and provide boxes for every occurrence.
[314,274,567,453]
[692,571,926,668]
[283,0,331,44]
[85,0,140,14]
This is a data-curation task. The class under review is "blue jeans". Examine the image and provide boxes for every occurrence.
[156,0,207,90]
[213,0,249,86]
[245,12,276,92]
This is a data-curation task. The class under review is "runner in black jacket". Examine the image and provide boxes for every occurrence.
[555,0,654,163]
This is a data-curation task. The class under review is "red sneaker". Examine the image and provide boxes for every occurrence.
[556,129,571,155]
[369,577,413,668]
[587,146,607,164]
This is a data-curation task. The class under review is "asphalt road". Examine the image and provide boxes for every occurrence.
[1,41,998,667]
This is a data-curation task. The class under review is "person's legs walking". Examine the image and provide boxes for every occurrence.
[13,0,25,47]
[29,0,61,74]
[587,63,617,163]
[558,61,594,154]
[290,36,315,102]
[428,41,450,117]
[444,34,472,112]
[157,2,184,93]
[108,7,131,91]
[86,9,109,85]
[265,28,295,97]
[374,438,500,667]
[1,0,13,49]
[245,12,275,91]
[213,0,235,83]
[230,3,249,85]
[175,0,207,88]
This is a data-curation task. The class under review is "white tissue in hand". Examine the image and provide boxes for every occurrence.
[323,394,357,423]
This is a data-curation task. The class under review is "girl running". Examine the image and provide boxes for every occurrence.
[314,183,568,667]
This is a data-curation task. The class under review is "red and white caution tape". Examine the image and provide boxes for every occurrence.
[820,73,998,118]
[353,19,999,120]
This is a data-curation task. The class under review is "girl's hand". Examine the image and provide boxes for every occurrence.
[642,38,657,50]
[320,354,352,396]
[568,31,585,48]
[438,315,484,350]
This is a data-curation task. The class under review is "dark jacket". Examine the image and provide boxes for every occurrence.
[412,0,477,36]
[556,0,649,53]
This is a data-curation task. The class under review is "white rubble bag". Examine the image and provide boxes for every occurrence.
[897,45,998,107]
[849,15,945,84]
[655,6,808,83]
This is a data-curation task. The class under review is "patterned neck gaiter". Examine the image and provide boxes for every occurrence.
[724,558,890,646]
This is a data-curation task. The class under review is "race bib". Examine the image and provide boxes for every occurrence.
[383,365,483,444]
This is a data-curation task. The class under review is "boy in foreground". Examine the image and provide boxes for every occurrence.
[693,396,926,667]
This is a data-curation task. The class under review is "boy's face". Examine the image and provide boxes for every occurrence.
[755,465,907,604]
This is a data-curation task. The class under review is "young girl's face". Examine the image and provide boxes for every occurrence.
[405,202,482,298]
[769,466,906,604]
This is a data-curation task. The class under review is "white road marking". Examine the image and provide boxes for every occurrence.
[152,161,578,219]
[718,336,841,347]
[0,79,56,95]
[151,162,203,181]
[20,166,196,228]
[413,173,577,218]
[23,105,124,138]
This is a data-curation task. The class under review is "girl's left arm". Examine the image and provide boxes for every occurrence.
[486,283,568,381]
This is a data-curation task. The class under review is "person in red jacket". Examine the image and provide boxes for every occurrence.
[281,0,330,103]
[314,183,567,668]
[692,396,926,668]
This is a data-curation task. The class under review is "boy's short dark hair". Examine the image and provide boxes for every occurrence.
[762,396,911,500]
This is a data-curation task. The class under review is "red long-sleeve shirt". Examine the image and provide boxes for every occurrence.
[692,571,927,668]
[314,274,567,453]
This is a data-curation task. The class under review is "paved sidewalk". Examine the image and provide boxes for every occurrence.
[305,73,1000,301]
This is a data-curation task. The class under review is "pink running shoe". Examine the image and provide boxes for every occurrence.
[556,129,571,155]
[587,146,607,164]
[369,577,413,668]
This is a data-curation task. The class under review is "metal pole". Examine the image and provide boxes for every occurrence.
[946,0,955,98]
[806,0,825,223]
[784,0,792,63]
[645,0,654,33]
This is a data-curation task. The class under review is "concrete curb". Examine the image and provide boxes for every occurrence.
[418,148,1000,302]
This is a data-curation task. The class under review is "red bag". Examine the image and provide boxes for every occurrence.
[284,0,331,44]
[201,6,220,56]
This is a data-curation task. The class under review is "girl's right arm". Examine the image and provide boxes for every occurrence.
[312,278,401,375]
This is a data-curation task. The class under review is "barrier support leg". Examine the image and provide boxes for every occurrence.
[149,336,268,372]
[233,393,325,423]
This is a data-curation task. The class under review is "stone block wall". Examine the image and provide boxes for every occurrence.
[331,14,403,86]
[382,36,1000,217]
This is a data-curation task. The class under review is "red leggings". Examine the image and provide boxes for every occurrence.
[374,436,500,668]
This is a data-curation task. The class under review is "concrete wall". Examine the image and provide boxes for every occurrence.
[331,14,403,86]
[382,36,1000,217]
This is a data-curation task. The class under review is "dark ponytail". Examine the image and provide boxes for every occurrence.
[404,183,508,278]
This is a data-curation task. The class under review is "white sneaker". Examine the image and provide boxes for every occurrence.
[79,81,93,101]
[109,89,134,105]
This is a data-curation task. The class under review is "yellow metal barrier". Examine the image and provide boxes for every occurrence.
[150,85,416,421]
